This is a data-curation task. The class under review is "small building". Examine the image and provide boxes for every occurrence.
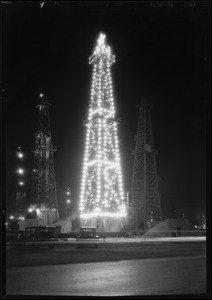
[53,218,72,233]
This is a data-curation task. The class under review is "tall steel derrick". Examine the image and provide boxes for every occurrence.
[129,102,161,231]
[30,95,58,212]
[79,33,126,232]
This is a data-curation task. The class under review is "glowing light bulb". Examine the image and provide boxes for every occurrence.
[17,168,24,175]
[17,151,24,158]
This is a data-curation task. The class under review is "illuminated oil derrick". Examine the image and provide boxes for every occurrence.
[129,101,162,231]
[79,33,126,232]
[30,93,59,225]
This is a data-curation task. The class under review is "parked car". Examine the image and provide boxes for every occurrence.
[76,227,100,248]
[14,226,57,249]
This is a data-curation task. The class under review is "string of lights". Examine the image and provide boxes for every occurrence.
[79,33,126,220]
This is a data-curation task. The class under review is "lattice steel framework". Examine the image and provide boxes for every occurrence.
[130,102,161,230]
[79,33,126,230]
[30,95,58,210]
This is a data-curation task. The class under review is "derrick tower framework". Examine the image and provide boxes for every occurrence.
[129,102,162,231]
[79,33,126,232]
[30,94,59,223]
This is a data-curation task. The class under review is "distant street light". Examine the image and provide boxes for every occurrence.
[11,147,27,223]
[17,168,24,175]
[66,188,71,218]
[67,203,71,218]
[17,152,24,158]
[17,147,24,159]
[9,216,14,220]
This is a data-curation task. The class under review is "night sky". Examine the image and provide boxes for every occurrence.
[3,1,210,223]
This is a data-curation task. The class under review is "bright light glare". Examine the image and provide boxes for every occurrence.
[81,211,126,219]
[9,216,14,219]
[17,152,24,158]
[97,33,106,46]
[28,208,32,212]
[18,181,24,186]
[67,199,71,204]
[17,168,24,175]
[39,93,44,98]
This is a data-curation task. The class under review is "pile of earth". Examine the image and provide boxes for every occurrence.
[144,218,205,238]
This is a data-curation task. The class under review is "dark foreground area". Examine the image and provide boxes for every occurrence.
[6,239,206,268]
[7,255,207,296]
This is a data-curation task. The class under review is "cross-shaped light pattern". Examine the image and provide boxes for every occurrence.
[93,32,111,57]
[97,33,105,46]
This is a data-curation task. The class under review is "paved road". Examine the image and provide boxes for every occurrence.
[7,255,206,296]
[6,239,206,268]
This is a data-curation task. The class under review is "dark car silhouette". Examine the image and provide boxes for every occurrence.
[15,226,57,249]
[76,227,100,248]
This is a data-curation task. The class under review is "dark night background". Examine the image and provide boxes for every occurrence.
[2,1,211,224]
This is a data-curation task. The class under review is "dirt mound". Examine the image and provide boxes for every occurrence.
[144,218,201,237]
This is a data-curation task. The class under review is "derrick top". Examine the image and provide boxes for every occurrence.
[94,33,111,56]
[89,33,115,65]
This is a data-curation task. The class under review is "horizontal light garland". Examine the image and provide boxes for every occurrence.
[81,210,127,219]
